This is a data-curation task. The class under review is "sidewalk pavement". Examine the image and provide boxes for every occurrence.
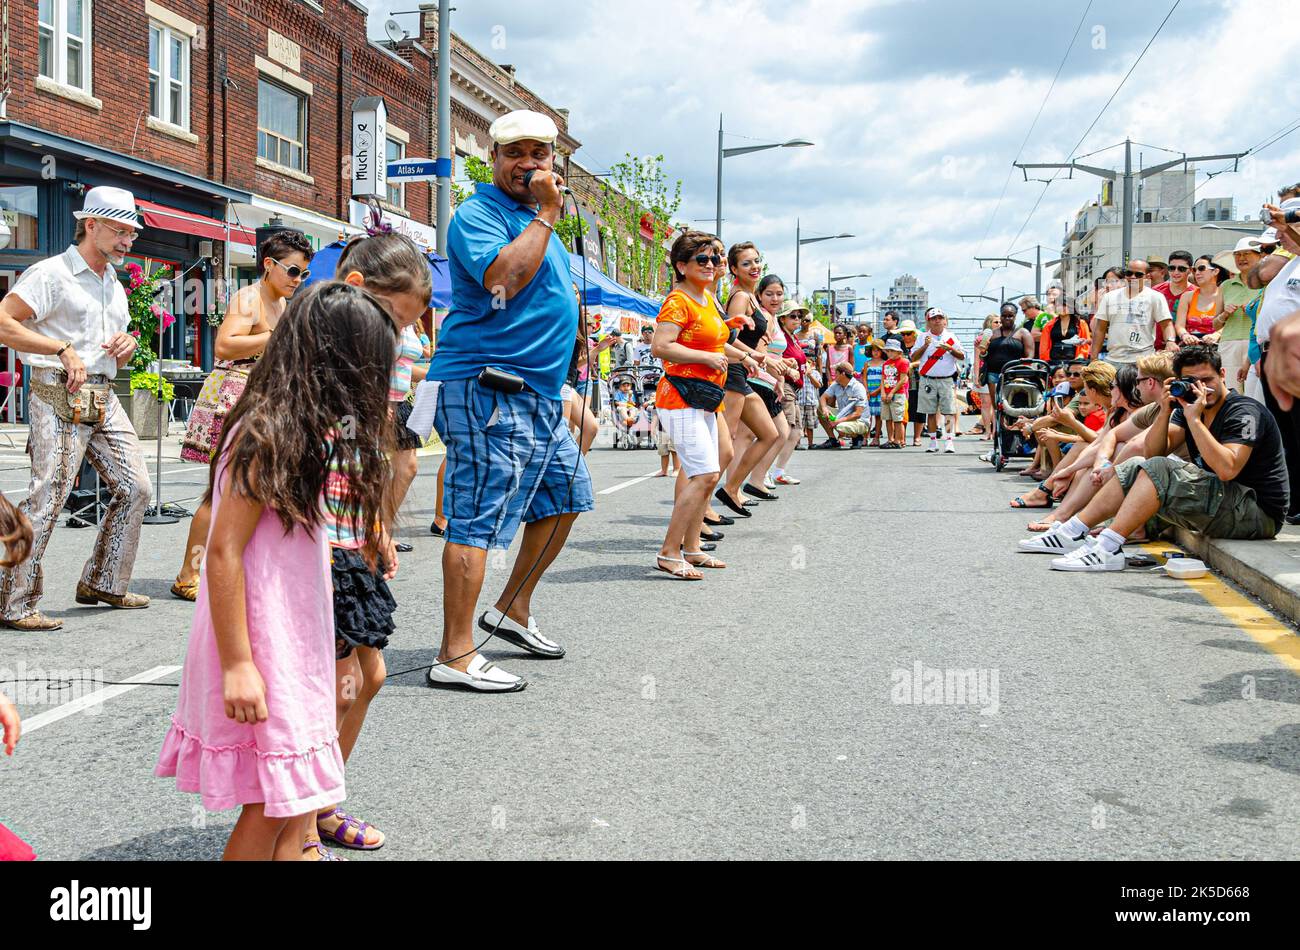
[1172,524,1300,625]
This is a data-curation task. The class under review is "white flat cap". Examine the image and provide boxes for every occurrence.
[489,110,558,146]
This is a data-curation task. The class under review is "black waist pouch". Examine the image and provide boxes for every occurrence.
[666,374,725,412]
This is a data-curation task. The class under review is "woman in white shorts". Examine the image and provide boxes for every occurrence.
[652,230,734,580]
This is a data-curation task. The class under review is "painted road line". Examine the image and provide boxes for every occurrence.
[21,665,183,735]
[1142,543,1300,674]
[598,470,664,496]
[2,465,206,497]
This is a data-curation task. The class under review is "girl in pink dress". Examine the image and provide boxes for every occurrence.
[156,282,398,861]
[0,495,33,861]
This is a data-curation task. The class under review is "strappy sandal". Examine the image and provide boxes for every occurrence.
[170,578,198,602]
[316,807,385,851]
[683,551,727,569]
[656,555,702,581]
[303,839,347,861]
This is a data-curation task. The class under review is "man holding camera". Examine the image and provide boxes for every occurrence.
[424,109,593,692]
[0,187,152,630]
[1017,345,1287,572]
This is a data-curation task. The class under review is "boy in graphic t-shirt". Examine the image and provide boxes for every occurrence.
[880,339,911,448]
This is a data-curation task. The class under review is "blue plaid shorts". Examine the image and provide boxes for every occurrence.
[433,377,594,550]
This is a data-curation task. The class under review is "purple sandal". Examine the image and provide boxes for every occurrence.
[317,807,385,851]
[303,840,347,861]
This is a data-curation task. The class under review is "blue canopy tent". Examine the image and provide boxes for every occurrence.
[568,254,659,332]
[302,239,452,309]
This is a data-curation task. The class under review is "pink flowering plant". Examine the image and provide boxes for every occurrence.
[125,262,176,400]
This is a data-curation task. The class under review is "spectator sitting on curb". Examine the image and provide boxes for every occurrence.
[1022,352,1179,532]
[1017,345,1289,570]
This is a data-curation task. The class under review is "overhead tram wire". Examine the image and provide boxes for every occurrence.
[954,0,1094,303]
[974,0,1183,300]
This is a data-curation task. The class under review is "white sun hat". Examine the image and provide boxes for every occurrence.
[73,186,142,229]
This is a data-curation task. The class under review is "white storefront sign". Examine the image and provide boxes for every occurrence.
[351,97,388,199]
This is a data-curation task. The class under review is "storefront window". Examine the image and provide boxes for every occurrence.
[0,186,39,251]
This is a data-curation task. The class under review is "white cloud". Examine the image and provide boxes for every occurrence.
[369,0,1300,339]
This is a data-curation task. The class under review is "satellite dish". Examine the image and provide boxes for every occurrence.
[383,18,407,43]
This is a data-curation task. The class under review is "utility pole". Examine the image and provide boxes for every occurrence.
[1015,139,1248,267]
[434,0,452,256]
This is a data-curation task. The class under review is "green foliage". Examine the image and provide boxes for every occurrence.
[553,214,588,252]
[598,154,682,297]
[123,262,175,371]
[465,156,492,184]
[129,370,174,402]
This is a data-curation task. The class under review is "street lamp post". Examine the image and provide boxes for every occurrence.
[715,114,812,240]
[795,218,854,299]
[825,270,870,322]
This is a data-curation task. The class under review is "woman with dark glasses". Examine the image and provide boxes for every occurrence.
[1174,255,1228,346]
[653,231,734,580]
[173,228,313,600]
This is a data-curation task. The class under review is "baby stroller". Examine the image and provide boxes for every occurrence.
[989,358,1050,472]
[609,365,656,449]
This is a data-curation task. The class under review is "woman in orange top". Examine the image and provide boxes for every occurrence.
[1037,297,1091,363]
[1175,255,1227,345]
[653,231,734,580]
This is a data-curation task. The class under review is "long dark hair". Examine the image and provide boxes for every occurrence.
[210,281,399,564]
[1110,363,1139,427]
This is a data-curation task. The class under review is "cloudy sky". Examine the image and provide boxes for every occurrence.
[367,0,1299,339]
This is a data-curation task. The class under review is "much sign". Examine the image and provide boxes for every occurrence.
[351,97,388,199]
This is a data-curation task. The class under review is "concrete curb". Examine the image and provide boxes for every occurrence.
[1172,525,1300,625]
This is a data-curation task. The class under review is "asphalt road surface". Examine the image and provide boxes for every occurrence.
[1,431,1297,860]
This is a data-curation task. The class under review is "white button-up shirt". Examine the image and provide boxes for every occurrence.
[10,245,130,378]
[1256,253,1300,346]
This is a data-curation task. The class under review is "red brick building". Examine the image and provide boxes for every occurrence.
[0,0,439,386]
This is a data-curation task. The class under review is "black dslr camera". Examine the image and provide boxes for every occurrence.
[1169,377,1199,401]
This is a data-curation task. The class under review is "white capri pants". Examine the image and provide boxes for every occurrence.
[657,407,719,477]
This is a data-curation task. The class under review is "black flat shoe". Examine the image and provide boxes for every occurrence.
[714,488,752,517]
[701,529,724,542]
[395,542,413,553]
[742,483,778,501]
[699,542,717,552]
[430,522,446,537]
[704,513,734,526]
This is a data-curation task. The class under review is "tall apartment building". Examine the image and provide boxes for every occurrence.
[880,273,929,328]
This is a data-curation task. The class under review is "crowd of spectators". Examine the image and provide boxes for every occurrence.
[976,185,1300,573]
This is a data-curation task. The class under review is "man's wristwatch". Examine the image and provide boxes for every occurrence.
[55,340,73,357]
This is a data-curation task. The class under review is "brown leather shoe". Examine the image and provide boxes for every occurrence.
[74,583,150,609]
[0,612,64,631]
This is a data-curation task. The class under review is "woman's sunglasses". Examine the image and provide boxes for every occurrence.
[1194,264,1216,273]
[268,258,310,281]
[692,254,723,267]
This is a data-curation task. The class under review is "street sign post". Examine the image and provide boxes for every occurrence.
[387,158,450,183]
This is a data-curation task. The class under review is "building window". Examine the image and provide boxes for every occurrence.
[37,0,92,92]
[0,185,40,251]
[386,137,404,208]
[149,24,190,129]
[258,79,307,172]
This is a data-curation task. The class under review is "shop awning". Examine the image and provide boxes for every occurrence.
[136,199,256,245]
[568,254,660,318]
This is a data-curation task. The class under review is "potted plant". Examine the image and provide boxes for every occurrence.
[123,262,176,437]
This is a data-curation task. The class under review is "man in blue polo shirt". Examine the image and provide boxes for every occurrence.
[426,109,594,693]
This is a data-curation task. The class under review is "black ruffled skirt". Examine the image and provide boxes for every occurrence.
[331,547,397,659]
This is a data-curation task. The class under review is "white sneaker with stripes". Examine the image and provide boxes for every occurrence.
[1049,540,1126,572]
[1018,524,1090,554]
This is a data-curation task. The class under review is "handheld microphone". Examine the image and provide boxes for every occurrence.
[523,169,568,193]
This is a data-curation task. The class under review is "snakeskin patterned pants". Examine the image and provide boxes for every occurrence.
[0,369,153,620]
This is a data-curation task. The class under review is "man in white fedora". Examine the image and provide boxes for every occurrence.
[0,186,153,630]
